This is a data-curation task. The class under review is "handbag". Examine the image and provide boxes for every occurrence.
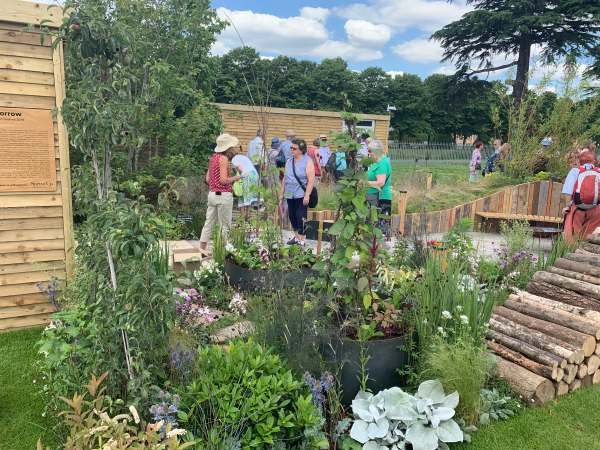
[232,180,243,197]
[291,158,318,208]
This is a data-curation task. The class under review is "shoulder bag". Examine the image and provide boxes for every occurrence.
[291,158,318,208]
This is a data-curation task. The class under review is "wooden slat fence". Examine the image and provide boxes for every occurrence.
[308,181,567,239]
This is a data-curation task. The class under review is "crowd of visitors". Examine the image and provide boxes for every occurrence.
[199,128,393,250]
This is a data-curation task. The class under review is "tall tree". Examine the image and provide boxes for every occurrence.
[387,74,430,140]
[356,67,391,114]
[433,1,600,104]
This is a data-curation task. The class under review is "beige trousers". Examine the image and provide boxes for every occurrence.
[200,191,234,243]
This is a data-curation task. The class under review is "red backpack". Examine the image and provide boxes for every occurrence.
[573,165,600,210]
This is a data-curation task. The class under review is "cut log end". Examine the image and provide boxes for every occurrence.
[556,381,569,396]
[496,358,555,405]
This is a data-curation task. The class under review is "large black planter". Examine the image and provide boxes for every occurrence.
[304,220,333,242]
[224,258,316,292]
[323,335,409,405]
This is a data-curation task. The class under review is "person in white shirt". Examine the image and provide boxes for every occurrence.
[232,154,259,211]
[247,129,264,173]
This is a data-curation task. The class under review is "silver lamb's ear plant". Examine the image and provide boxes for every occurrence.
[347,380,463,450]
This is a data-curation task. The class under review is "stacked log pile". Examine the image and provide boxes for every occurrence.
[486,236,600,405]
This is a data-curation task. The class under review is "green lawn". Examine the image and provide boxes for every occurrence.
[0,328,60,450]
[456,385,600,450]
[316,162,522,214]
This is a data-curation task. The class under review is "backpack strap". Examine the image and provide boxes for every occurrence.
[291,157,307,192]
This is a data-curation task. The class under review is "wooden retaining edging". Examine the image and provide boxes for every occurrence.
[308,180,566,239]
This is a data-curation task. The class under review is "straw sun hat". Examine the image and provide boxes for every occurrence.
[214,133,239,153]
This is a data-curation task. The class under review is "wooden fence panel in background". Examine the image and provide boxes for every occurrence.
[0,2,72,332]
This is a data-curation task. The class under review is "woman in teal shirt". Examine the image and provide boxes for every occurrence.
[366,140,392,230]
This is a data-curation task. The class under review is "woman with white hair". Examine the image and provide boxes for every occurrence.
[366,139,392,224]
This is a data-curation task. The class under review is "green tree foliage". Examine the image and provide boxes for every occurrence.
[63,0,224,173]
[211,48,501,142]
[433,1,600,104]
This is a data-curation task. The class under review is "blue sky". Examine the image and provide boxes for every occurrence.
[210,0,473,79]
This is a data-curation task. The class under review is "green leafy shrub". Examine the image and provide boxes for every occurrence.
[178,340,328,449]
[422,338,494,426]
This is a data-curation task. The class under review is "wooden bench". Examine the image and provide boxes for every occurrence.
[474,211,563,231]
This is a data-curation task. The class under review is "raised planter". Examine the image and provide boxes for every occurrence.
[322,335,409,405]
[224,258,316,292]
[304,220,333,242]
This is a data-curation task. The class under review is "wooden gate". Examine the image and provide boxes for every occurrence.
[0,1,72,331]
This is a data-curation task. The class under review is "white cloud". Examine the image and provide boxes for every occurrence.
[386,70,404,78]
[344,20,391,48]
[215,7,328,55]
[213,7,385,62]
[312,41,383,62]
[336,0,471,32]
[300,6,330,23]
[393,38,443,63]
[432,65,456,75]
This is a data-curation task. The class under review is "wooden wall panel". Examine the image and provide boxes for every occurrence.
[216,103,391,151]
[0,4,71,332]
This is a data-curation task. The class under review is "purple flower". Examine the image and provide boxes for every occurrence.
[150,390,181,436]
[304,371,335,410]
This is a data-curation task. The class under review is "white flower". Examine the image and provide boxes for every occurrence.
[423,318,427,324]
[348,251,361,270]
[225,243,235,253]
[441,310,452,320]
[229,292,247,315]
[166,428,187,438]
[460,315,469,325]
[455,305,463,312]
[437,326,447,337]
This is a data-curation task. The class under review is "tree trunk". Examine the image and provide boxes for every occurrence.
[532,271,600,301]
[487,340,558,380]
[486,328,566,368]
[554,257,600,278]
[556,381,569,396]
[503,296,600,339]
[489,316,582,363]
[513,37,532,106]
[548,266,600,286]
[494,306,596,357]
[586,355,600,374]
[527,280,600,312]
[567,251,600,266]
[564,364,577,384]
[495,358,555,404]
[511,291,600,325]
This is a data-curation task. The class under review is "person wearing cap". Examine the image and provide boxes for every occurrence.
[318,134,331,167]
[247,129,264,174]
[199,133,241,251]
[280,130,296,161]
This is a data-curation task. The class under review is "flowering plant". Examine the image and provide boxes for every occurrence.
[192,260,223,293]
[174,289,218,329]
[229,292,248,316]
[304,371,335,411]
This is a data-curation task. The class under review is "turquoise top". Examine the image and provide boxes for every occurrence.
[367,156,392,201]
[335,152,347,171]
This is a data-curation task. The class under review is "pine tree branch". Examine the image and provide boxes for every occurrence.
[466,60,519,76]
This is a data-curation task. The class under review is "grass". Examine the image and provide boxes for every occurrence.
[316,162,522,214]
[455,385,600,450]
[0,327,60,449]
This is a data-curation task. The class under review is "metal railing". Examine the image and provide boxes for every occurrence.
[388,141,494,161]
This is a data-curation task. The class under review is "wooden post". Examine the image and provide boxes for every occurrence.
[426,172,433,191]
[397,190,407,236]
[316,211,324,256]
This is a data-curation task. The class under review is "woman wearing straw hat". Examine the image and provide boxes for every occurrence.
[199,133,241,251]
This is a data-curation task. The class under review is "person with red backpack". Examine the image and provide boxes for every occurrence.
[563,149,600,241]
